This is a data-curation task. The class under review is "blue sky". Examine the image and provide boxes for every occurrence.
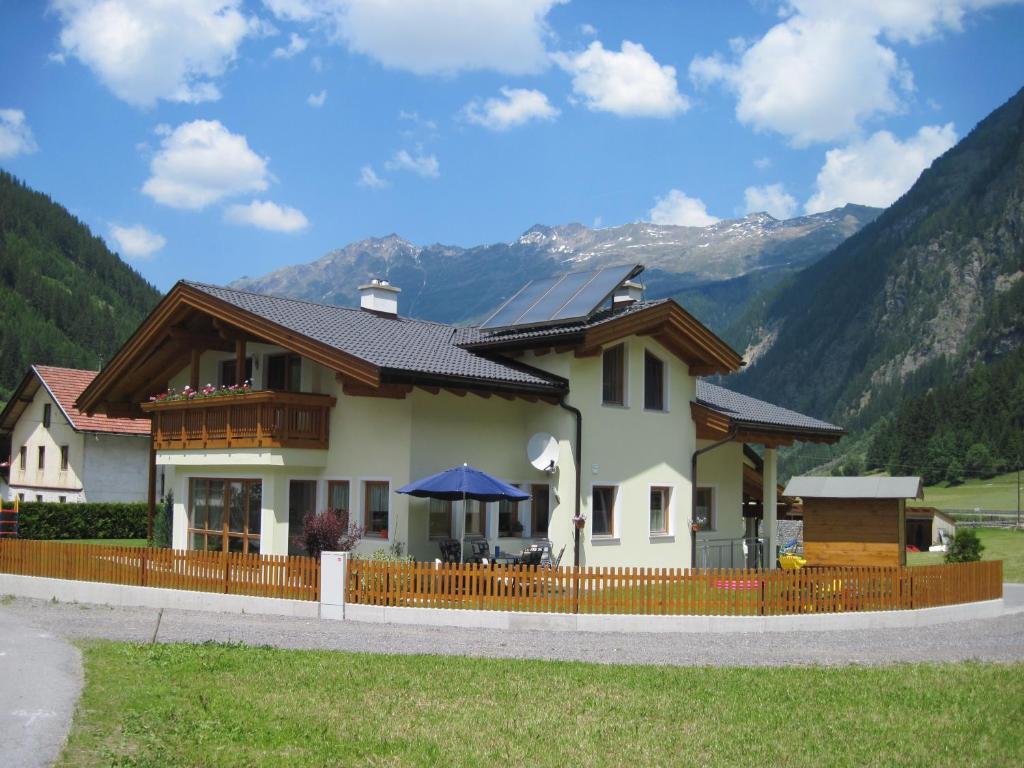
[1,1,1022,291]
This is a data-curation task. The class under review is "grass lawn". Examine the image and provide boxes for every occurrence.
[907,528,1024,582]
[910,470,1021,511]
[62,538,149,548]
[60,642,1023,768]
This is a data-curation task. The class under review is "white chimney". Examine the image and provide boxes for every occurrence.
[358,278,401,317]
[613,280,644,308]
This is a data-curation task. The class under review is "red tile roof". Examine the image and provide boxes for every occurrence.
[34,365,150,436]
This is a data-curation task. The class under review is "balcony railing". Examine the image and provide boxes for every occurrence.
[141,391,336,451]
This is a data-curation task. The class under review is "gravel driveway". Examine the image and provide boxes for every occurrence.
[2,585,1023,668]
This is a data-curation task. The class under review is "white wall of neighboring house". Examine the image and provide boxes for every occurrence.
[4,383,149,504]
[157,333,750,569]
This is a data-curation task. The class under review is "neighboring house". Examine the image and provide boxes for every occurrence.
[0,366,151,503]
[906,506,956,550]
[76,265,844,567]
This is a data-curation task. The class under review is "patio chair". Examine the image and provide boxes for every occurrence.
[467,537,490,564]
[438,538,461,564]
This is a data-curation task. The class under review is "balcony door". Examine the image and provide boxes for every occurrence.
[189,478,262,554]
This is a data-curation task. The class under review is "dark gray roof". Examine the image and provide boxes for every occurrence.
[696,380,844,437]
[461,299,672,348]
[185,281,565,391]
[783,476,923,499]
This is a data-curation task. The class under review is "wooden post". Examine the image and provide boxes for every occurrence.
[235,339,246,386]
[190,348,201,391]
[146,434,156,545]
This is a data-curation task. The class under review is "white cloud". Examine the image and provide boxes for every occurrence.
[264,0,564,75]
[0,109,38,159]
[554,41,689,118]
[224,200,309,232]
[385,149,439,178]
[272,32,308,58]
[744,183,798,220]
[142,120,271,209]
[805,123,957,213]
[358,165,389,189]
[753,156,772,170]
[689,1,1018,145]
[580,23,597,36]
[307,89,327,107]
[648,189,720,227]
[463,87,559,130]
[109,223,166,259]
[52,0,252,107]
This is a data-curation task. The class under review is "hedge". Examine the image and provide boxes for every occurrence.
[12,502,148,540]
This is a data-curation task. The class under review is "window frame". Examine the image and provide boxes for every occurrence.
[428,498,453,540]
[42,403,52,428]
[643,350,667,412]
[218,356,254,388]
[362,479,391,539]
[531,484,551,538]
[37,445,45,471]
[59,445,69,472]
[649,485,673,537]
[462,499,488,538]
[19,446,26,471]
[188,477,263,555]
[498,485,523,538]
[590,484,618,540]
[324,478,351,528]
[288,478,319,555]
[601,343,627,407]
[266,352,303,392]
[694,486,717,533]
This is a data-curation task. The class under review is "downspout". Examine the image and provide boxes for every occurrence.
[558,395,583,567]
[690,426,737,568]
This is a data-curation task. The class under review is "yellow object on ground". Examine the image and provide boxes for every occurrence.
[779,552,807,570]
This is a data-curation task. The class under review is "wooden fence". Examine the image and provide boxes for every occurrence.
[0,539,320,601]
[346,559,1003,616]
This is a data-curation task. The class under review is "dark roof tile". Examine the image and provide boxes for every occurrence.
[696,380,844,436]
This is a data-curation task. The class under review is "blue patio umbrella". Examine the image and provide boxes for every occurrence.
[398,463,530,562]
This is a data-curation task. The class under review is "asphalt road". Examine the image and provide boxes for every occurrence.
[0,608,82,768]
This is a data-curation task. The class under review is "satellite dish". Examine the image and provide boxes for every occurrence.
[528,432,559,473]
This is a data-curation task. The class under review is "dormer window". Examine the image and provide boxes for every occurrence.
[602,344,626,406]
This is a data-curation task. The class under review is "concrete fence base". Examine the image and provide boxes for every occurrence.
[0,573,319,619]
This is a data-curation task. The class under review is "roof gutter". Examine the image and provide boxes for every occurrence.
[691,426,737,568]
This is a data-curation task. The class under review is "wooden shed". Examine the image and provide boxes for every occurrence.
[782,476,923,567]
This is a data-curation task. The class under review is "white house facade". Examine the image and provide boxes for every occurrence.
[0,366,151,503]
[77,266,843,567]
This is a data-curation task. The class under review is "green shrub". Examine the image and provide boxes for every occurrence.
[152,493,173,549]
[945,529,984,563]
[17,502,148,540]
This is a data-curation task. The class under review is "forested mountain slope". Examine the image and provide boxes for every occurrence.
[0,171,160,402]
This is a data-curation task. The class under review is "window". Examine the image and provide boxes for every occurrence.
[592,486,616,537]
[464,500,486,537]
[219,357,253,387]
[19,446,26,470]
[364,481,390,538]
[58,496,66,504]
[602,343,625,406]
[267,353,302,392]
[327,480,350,526]
[531,485,550,537]
[695,487,715,532]
[37,446,45,470]
[43,403,51,428]
[60,445,69,471]
[650,486,670,535]
[189,478,262,554]
[288,480,317,555]
[36,494,43,502]
[428,498,452,539]
[498,492,521,537]
[644,351,666,411]
[17,493,24,502]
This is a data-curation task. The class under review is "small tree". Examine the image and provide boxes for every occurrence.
[945,529,984,563]
[293,510,364,558]
[152,492,174,549]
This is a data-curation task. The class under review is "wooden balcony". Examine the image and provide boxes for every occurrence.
[141,391,336,451]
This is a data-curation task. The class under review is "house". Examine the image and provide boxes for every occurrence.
[905,506,956,551]
[782,475,924,566]
[0,366,151,503]
[76,265,844,567]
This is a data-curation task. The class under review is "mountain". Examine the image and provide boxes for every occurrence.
[730,86,1024,473]
[231,204,879,328]
[0,171,161,403]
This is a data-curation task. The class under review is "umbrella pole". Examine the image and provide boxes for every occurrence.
[460,491,467,564]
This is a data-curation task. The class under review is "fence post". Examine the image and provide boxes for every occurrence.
[320,551,348,620]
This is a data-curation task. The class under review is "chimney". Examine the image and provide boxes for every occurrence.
[612,280,644,309]
[358,278,401,318]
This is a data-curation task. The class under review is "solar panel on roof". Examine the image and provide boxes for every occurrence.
[479,264,643,331]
